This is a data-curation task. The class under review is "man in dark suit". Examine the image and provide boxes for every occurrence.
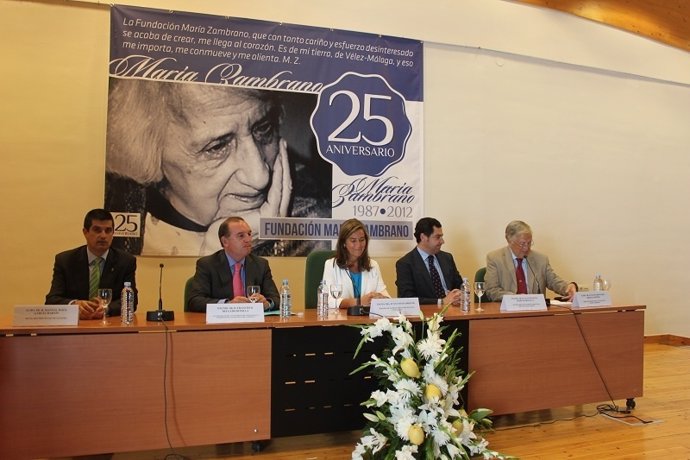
[45,209,137,319]
[187,216,280,312]
[395,217,464,306]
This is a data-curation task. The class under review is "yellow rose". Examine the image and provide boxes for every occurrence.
[425,383,442,400]
[408,424,425,445]
[400,358,421,378]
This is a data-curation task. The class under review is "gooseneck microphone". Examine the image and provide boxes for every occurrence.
[345,268,368,316]
[146,263,175,321]
[158,263,164,310]
[524,256,549,306]
[524,256,541,295]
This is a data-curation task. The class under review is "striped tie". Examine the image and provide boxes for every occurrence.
[89,257,103,299]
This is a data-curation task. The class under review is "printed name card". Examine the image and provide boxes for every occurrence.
[206,303,265,324]
[500,294,547,312]
[572,291,612,308]
[13,305,79,326]
[370,298,421,317]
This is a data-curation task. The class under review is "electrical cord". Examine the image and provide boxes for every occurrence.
[596,403,654,424]
[562,306,655,423]
[560,305,632,414]
[490,305,654,431]
[159,319,191,460]
[491,409,600,431]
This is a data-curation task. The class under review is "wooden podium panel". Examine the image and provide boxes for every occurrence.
[0,305,644,457]
[0,328,271,459]
[467,309,644,415]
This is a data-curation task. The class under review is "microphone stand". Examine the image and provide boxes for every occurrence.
[146,263,175,321]
[345,268,369,316]
[525,256,549,306]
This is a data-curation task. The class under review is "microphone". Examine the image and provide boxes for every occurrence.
[347,305,370,316]
[146,263,175,321]
[524,256,540,294]
[524,256,549,306]
[158,263,163,310]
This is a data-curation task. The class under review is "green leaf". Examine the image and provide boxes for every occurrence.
[424,441,435,460]
[350,360,375,375]
[363,412,379,423]
[469,407,493,421]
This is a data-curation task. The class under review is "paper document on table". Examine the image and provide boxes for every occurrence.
[550,299,572,306]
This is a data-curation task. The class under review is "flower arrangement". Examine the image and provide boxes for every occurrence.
[351,308,510,460]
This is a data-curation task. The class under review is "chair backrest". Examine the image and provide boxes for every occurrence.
[304,250,336,309]
[474,267,486,303]
[183,276,194,312]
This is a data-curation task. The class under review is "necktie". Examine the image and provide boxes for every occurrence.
[516,258,528,294]
[89,257,102,299]
[233,262,245,297]
[428,255,446,299]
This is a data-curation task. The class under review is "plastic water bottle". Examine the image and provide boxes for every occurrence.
[121,281,135,325]
[280,279,292,318]
[593,274,604,291]
[462,277,471,312]
[317,279,329,318]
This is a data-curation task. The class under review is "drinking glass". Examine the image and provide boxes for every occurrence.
[247,285,261,303]
[474,282,485,312]
[329,284,342,313]
[98,288,112,324]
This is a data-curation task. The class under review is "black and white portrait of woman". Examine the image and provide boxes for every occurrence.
[105,79,331,256]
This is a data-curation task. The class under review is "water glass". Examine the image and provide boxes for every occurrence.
[329,284,342,314]
[98,288,112,324]
[247,285,261,303]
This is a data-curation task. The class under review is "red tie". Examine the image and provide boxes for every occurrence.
[516,258,527,294]
[233,262,244,297]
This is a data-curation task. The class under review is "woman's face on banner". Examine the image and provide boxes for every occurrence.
[160,85,281,226]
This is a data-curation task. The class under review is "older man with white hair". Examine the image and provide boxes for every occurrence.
[485,220,577,302]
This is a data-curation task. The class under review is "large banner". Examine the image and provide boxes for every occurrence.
[106,5,423,257]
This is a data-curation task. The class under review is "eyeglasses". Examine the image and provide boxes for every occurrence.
[513,240,534,248]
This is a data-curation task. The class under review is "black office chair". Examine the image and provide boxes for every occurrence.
[303,250,335,309]
[474,267,486,303]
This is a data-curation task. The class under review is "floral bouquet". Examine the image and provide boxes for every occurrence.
[351,308,510,460]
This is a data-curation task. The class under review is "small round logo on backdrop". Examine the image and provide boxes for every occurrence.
[310,72,412,177]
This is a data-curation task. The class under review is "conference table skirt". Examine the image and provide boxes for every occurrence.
[0,303,644,459]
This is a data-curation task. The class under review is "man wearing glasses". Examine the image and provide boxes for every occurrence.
[485,220,577,302]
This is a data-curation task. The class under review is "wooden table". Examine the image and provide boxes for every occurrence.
[0,303,644,458]
[463,303,644,414]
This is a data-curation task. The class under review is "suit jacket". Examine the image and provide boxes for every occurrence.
[485,247,571,301]
[45,245,138,316]
[395,248,463,305]
[321,257,390,307]
[187,250,280,312]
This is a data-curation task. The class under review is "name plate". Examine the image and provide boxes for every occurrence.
[206,303,265,324]
[13,305,79,326]
[572,291,612,308]
[500,294,547,312]
[370,297,421,318]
